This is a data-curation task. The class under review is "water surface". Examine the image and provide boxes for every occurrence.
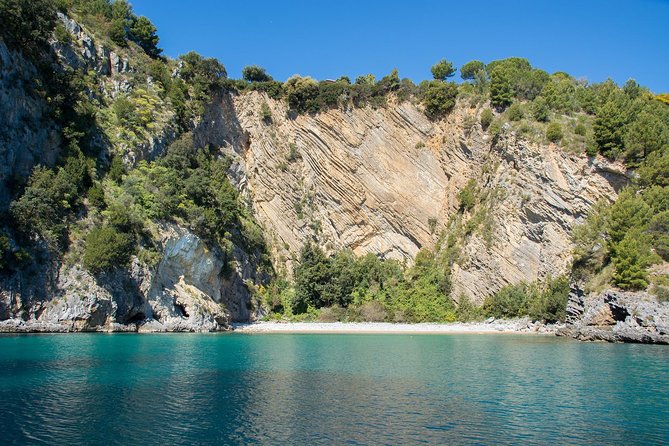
[0,333,667,445]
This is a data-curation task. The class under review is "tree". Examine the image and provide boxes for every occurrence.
[242,65,273,82]
[489,68,513,109]
[283,75,319,114]
[421,81,458,118]
[611,229,658,290]
[593,96,629,158]
[431,59,456,81]
[638,150,669,187]
[648,211,669,261]
[460,60,485,81]
[531,96,550,122]
[83,226,134,273]
[623,110,669,164]
[293,243,332,312]
[608,190,652,244]
[129,16,161,57]
[0,0,56,55]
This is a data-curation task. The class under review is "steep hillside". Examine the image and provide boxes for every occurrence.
[218,92,623,303]
[0,0,667,338]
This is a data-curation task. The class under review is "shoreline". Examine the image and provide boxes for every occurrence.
[231,320,559,335]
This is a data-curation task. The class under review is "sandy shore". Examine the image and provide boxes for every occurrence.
[232,320,559,335]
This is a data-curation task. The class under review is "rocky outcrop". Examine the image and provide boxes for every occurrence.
[220,92,623,301]
[0,224,261,332]
[0,39,61,211]
[558,287,669,344]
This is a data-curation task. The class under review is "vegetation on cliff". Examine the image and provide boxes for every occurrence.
[1,0,667,325]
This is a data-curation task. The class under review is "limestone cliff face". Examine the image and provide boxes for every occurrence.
[216,92,625,303]
[0,40,61,211]
[0,224,262,332]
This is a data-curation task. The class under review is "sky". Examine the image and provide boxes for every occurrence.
[132,0,669,93]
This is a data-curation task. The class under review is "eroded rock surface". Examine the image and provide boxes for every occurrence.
[558,287,669,344]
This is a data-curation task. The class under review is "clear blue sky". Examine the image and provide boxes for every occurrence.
[132,0,668,93]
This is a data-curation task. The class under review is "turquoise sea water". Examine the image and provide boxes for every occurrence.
[0,333,667,445]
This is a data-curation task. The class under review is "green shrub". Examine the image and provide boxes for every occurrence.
[483,282,534,318]
[260,102,272,122]
[546,122,563,143]
[83,226,134,273]
[421,80,458,118]
[528,276,569,323]
[507,102,525,121]
[457,179,478,211]
[480,108,494,129]
[242,65,273,82]
[531,96,550,122]
[456,295,483,322]
[574,123,587,136]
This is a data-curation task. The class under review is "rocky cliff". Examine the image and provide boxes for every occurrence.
[558,286,669,344]
[218,92,625,304]
[0,223,262,332]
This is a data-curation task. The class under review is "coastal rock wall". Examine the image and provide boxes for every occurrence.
[0,224,261,332]
[559,287,669,344]
[218,92,623,303]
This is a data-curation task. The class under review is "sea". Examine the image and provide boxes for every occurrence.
[0,333,667,445]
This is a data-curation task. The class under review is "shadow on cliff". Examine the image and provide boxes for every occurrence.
[193,90,250,154]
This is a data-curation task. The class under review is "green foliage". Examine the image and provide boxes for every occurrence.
[638,150,669,187]
[541,77,577,114]
[611,229,658,290]
[82,226,134,273]
[420,80,458,118]
[480,108,494,129]
[648,211,669,261]
[506,102,525,121]
[487,58,548,101]
[431,59,456,80]
[483,276,569,322]
[129,16,161,57]
[531,96,550,122]
[574,123,587,136]
[460,60,485,81]
[528,276,569,323]
[623,109,669,164]
[483,282,534,318]
[455,295,483,322]
[546,122,563,143]
[284,75,320,114]
[242,65,273,82]
[0,0,56,56]
[457,179,478,211]
[260,102,272,122]
[10,159,91,252]
[490,68,513,109]
[293,243,332,312]
[608,190,652,245]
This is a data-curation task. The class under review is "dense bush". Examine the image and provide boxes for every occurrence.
[457,179,478,211]
[546,122,563,143]
[82,226,134,273]
[0,0,56,55]
[242,65,273,82]
[483,276,569,322]
[420,80,458,118]
[480,108,494,129]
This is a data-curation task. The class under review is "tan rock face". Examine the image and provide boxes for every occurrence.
[210,92,624,303]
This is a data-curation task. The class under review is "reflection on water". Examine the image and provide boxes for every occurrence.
[0,334,667,445]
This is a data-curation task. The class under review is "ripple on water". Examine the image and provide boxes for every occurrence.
[0,333,668,445]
